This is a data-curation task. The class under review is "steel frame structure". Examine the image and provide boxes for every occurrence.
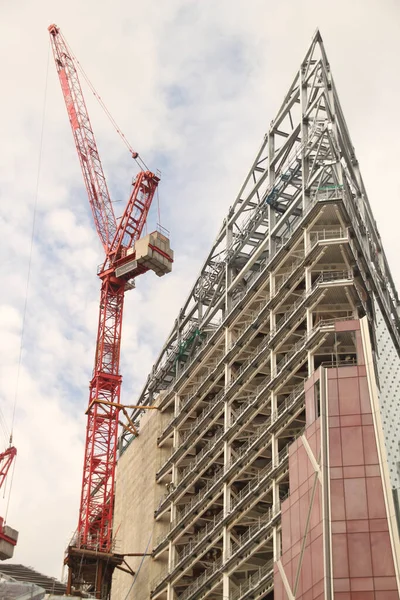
[116,31,400,600]
[49,24,171,599]
[123,29,400,447]
[0,447,16,493]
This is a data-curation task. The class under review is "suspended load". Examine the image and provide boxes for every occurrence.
[134,230,174,277]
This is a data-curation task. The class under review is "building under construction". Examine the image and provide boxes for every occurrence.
[111,31,400,600]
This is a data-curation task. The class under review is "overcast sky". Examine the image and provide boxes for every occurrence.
[0,0,399,581]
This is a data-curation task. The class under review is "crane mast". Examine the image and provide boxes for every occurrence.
[49,24,173,598]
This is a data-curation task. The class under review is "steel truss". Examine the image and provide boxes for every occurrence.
[123,30,400,444]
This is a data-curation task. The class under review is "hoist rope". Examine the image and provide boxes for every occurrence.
[5,40,51,522]
[60,28,166,235]
[61,33,149,173]
[0,412,10,449]
[156,185,161,226]
[121,497,163,600]
[10,40,50,440]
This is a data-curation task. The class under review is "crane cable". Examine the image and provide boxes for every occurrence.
[61,29,167,235]
[121,496,163,600]
[61,32,150,173]
[0,410,10,449]
[4,39,51,522]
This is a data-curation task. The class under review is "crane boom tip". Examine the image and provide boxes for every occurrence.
[48,24,59,35]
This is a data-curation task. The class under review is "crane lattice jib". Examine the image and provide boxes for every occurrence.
[49,25,117,252]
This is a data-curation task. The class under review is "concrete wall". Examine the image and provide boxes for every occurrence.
[111,403,171,600]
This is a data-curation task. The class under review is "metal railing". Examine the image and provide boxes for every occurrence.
[172,463,298,599]
[271,381,306,422]
[164,311,335,478]
[155,422,305,552]
[230,559,274,600]
[175,512,223,566]
[154,191,328,410]
[150,186,347,407]
[272,269,352,334]
[156,313,342,513]
[155,497,283,599]
[230,506,278,558]
[309,226,346,245]
[157,210,346,440]
[176,507,279,600]
[178,556,223,600]
[230,442,291,511]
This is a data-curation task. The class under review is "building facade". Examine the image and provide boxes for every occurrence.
[112,31,400,600]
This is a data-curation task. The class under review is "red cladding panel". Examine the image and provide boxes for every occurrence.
[338,377,360,415]
[362,425,379,465]
[359,376,372,414]
[347,532,373,577]
[329,426,343,467]
[330,479,346,521]
[343,478,368,520]
[370,531,396,577]
[341,426,364,466]
[328,368,399,597]
[332,532,349,578]
[366,477,386,519]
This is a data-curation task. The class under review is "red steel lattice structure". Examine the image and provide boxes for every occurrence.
[0,447,16,494]
[0,446,17,553]
[48,25,171,594]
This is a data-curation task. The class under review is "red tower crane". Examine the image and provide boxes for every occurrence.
[48,24,173,598]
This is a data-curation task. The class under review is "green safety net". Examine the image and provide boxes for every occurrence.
[175,329,205,364]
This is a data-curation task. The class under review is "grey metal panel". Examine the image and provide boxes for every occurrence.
[374,296,400,489]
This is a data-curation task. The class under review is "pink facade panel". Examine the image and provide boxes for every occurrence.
[276,333,399,599]
[341,425,364,466]
[327,365,399,597]
[278,419,324,600]
[337,377,361,416]
[343,478,368,520]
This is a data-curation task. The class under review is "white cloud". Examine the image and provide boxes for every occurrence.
[0,0,399,580]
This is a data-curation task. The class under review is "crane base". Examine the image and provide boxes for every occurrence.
[65,546,124,599]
